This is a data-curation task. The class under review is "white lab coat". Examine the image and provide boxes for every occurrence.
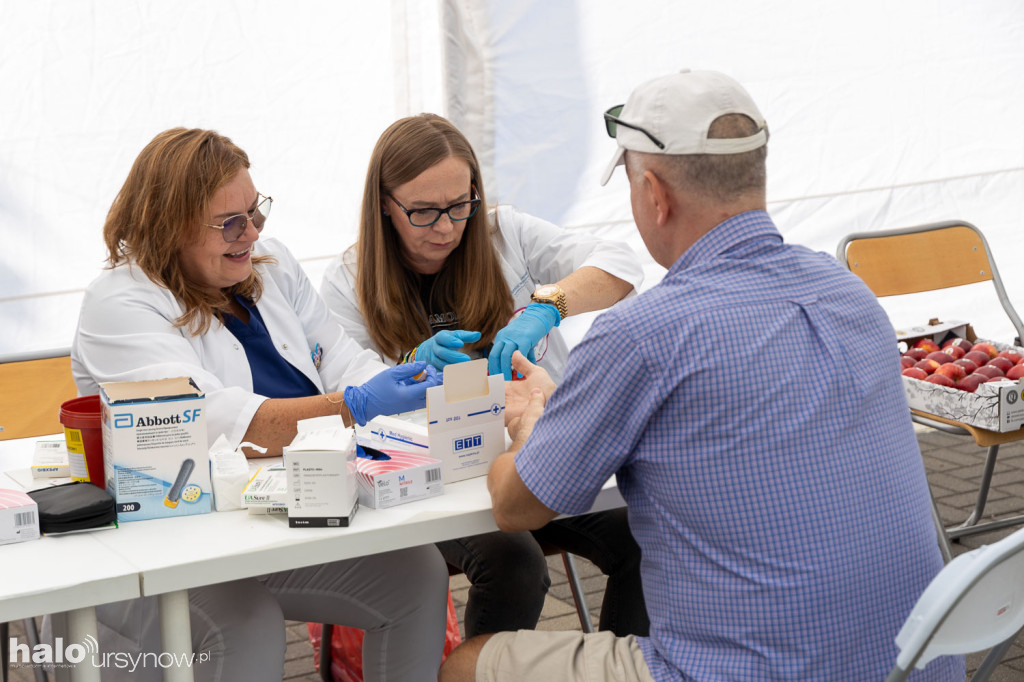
[320,205,643,381]
[72,237,386,448]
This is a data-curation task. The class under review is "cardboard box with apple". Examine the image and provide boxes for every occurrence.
[896,319,1024,432]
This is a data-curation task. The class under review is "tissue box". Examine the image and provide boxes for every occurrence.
[356,446,443,509]
[101,377,211,521]
[32,439,70,478]
[284,416,358,527]
[0,489,40,546]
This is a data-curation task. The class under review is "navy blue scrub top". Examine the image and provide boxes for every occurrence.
[222,295,320,399]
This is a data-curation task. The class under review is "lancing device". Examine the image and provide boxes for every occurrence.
[165,458,195,508]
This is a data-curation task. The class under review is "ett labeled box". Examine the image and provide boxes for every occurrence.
[897,321,1024,432]
[355,445,444,509]
[356,359,506,483]
[0,489,40,546]
[284,415,358,527]
[100,377,211,521]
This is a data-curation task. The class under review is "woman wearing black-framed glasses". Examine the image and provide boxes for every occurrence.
[320,113,649,642]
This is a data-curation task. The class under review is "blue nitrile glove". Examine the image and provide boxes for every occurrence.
[343,362,441,426]
[414,330,483,371]
[488,303,561,380]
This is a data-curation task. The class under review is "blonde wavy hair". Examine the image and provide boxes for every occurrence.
[103,127,274,335]
[353,114,513,360]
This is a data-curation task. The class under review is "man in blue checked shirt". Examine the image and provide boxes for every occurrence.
[440,70,962,681]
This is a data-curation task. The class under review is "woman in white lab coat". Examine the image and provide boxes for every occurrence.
[71,127,448,682]
[319,114,649,639]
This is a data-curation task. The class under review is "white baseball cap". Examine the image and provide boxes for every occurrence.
[600,69,768,185]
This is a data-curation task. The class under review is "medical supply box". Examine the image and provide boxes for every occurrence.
[898,319,1024,432]
[356,359,505,483]
[355,445,444,509]
[0,489,40,545]
[32,439,70,478]
[283,415,358,527]
[100,377,212,521]
[241,463,289,513]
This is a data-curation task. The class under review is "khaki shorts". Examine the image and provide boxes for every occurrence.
[476,630,655,682]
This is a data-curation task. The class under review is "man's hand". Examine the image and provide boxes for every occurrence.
[508,388,546,448]
[503,351,556,426]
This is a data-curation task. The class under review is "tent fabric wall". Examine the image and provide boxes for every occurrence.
[3,1,1024,355]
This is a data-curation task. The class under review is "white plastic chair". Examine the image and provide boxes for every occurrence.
[887,525,1024,681]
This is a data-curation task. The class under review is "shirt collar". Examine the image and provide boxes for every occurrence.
[669,209,781,275]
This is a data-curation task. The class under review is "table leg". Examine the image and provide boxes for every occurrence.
[66,607,100,682]
[158,590,194,682]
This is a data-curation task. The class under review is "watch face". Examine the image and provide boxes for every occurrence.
[535,285,557,297]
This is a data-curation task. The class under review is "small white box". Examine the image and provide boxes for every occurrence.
[358,360,506,483]
[427,359,506,483]
[284,416,358,527]
[0,489,40,546]
[101,377,211,521]
[241,464,289,508]
[356,446,443,508]
[32,439,70,478]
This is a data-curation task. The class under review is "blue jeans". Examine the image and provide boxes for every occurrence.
[437,507,648,638]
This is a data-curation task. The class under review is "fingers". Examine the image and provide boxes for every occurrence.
[453,330,482,344]
[499,341,517,381]
[389,361,428,379]
[510,350,536,378]
[487,338,509,378]
[435,346,472,366]
[436,329,481,348]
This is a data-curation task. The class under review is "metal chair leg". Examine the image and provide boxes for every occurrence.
[930,490,954,564]
[959,444,1000,529]
[561,552,595,633]
[319,623,333,681]
[2,621,9,682]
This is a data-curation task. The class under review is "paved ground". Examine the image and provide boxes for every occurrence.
[7,425,1024,680]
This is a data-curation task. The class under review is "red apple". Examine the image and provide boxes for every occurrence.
[914,359,941,374]
[954,358,979,374]
[902,367,929,380]
[997,349,1023,365]
[964,350,992,366]
[1006,364,1024,381]
[987,356,1014,373]
[926,351,955,365]
[900,356,916,370]
[973,342,999,359]
[944,344,967,360]
[975,365,1006,379]
[914,338,941,353]
[925,373,955,387]
[934,363,967,382]
[904,348,929,361]
[943,337,974,353]
[958,374,987,393]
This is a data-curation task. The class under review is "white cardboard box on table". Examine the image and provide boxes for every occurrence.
[355,446,443,509]
[356,359,506,483]
[283,415,358,527]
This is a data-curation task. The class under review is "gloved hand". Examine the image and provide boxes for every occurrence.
[343,362,441,426]
[488,303,561,380]
[413,330,482,371]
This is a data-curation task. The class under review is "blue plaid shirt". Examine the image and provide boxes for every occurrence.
[516,211,963,681]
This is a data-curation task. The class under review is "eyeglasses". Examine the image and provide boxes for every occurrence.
[203,193,273,243]
[388,191,481,228]
[603,105,665,150]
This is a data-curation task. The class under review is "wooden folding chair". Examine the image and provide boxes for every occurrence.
[836,220,1024,561]
[0,347,76,682]
[887,524,1024,681]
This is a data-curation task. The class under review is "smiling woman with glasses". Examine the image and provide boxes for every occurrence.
[320,112,650,645]
[70,126,448,682]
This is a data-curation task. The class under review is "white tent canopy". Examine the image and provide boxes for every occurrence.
[3,0,1023,356]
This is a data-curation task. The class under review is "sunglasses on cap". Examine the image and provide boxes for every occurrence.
[203,193,273,243]
[603,105,665,150]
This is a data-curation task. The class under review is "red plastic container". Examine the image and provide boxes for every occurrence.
[59,395,105,489]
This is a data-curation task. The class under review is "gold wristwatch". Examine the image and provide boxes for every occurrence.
[531,284,568,320]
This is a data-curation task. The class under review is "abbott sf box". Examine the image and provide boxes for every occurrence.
[284,415,358,527]
[100,377,211,521]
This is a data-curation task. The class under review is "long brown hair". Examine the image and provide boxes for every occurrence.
[104,127,274,335]
[354,114,513,360]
